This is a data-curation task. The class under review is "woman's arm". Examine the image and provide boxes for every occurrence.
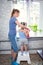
[16,20,26,28]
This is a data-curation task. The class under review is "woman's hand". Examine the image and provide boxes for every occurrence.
[16,20,26,28]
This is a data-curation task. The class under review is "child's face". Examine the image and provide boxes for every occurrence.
[14,12,19,17]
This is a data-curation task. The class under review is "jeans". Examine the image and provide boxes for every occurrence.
[8,34,18,53]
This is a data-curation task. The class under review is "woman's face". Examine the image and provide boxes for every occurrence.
[14,12,19,17]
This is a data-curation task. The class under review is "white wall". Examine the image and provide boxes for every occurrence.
[0,0,11,54]
[0,0,11,40]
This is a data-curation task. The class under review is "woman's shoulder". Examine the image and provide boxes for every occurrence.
[10,17,16,20]
[10,17,17,22]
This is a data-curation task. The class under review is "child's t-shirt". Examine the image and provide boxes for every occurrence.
[19,31,26,39]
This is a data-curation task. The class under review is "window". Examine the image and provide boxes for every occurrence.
[29,2,40,25]
[11,0,27,22]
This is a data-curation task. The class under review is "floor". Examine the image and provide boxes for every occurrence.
[0,54,43,65]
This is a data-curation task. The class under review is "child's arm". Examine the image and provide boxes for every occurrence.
[23,29,29,38]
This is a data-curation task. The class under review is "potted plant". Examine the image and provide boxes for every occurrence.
[28,24,38,32]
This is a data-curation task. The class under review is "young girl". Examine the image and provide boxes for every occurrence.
[18,22,30,55]
[8,9,26,65]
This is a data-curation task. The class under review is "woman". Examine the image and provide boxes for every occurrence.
[8,9,26,65]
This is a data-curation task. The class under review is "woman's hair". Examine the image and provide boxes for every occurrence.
[11,9,20,17]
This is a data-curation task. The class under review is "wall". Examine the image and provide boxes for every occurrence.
[0,0,11,40]
[0,0,11,54]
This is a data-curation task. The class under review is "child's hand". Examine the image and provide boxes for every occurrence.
[25,27,30,31]
[24,28,30,38]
